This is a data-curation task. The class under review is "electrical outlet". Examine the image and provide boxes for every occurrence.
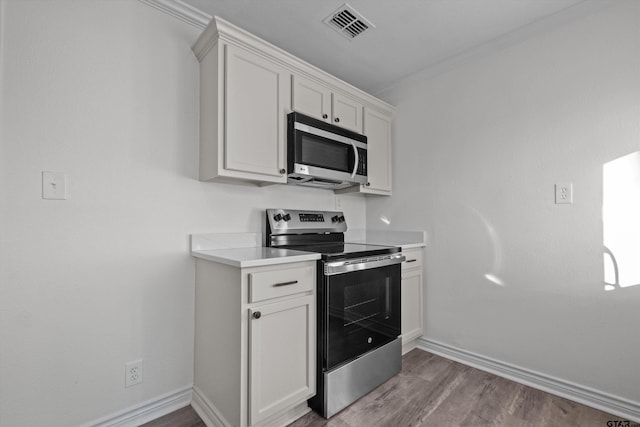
[555,182,573,204]
[125,359,143,388]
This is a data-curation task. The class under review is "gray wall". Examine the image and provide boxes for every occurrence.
[368,0,640,404]
[0,1,364,425]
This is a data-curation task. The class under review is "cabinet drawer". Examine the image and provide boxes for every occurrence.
[401,249,423,271]
[249,266,314,303]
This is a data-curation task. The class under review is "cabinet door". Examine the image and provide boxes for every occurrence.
[224,44,288,182]
[363,108,392,193]
[248,295,315,425]
[401,269,423,346]
[332,92,363,133]
[291,75,331,123]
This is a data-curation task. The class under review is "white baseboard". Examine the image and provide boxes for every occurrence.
[417,338,640,423]
[262,403,311,427]
[86,386,192,427]
[191,386,232,427]
[192,386,311,427]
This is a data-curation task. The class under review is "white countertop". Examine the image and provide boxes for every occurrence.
[190,229,425,268]
[191,233,320,268]
[192,246,320,268]
[345,229,427,250]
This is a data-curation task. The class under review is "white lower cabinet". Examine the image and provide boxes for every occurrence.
[401,248,424,354]
[193,259,316,427]
[249,295,314,424]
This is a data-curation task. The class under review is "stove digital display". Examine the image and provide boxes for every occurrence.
[299,213,325,222]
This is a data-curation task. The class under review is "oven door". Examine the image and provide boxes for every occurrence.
[322,255,403,371]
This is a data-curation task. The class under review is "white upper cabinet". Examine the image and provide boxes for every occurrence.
[335,107,393,196]
[291,75,331,122]
[193,21,290,184]
[193,17,394,193]
[223,45,289,181]
[363,107,392,193]
[332,92,363,133]
[292,75,363,133]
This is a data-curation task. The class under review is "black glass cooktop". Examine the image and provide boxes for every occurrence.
[281,242,400,261]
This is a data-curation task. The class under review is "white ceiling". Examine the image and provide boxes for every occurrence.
[171,0,595,96]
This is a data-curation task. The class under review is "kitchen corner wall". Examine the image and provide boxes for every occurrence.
[0,1,364,425]
[368,0,640,408]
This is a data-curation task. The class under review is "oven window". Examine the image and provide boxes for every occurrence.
[325,265,401,370]
[297,133,352,173]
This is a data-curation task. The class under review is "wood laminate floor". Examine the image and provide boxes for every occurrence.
[142,349,626,427]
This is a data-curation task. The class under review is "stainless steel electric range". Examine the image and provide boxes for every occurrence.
[266,209,405,418]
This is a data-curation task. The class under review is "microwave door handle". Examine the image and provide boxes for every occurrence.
[350,141,359,179]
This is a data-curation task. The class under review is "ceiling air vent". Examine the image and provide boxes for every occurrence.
[323,3,375,40]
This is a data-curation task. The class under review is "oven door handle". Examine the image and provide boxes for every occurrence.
[324,254,406,276]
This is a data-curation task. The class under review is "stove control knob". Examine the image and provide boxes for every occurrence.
[338,215,345,223]
[283,213,291,222]
[273,213,283,222]
[331,215,339,223]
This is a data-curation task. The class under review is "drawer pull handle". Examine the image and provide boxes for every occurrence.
[406,259,417,263]
[273,280,298,287]
[252,311,261,319]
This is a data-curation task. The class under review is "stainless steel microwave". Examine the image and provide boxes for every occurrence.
[287,112,367,190]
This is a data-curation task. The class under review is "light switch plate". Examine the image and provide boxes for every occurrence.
[42,171,68,200]
[555,182,573,204]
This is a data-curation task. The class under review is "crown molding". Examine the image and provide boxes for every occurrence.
[138,0,211,29]
[191,15,394,112]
